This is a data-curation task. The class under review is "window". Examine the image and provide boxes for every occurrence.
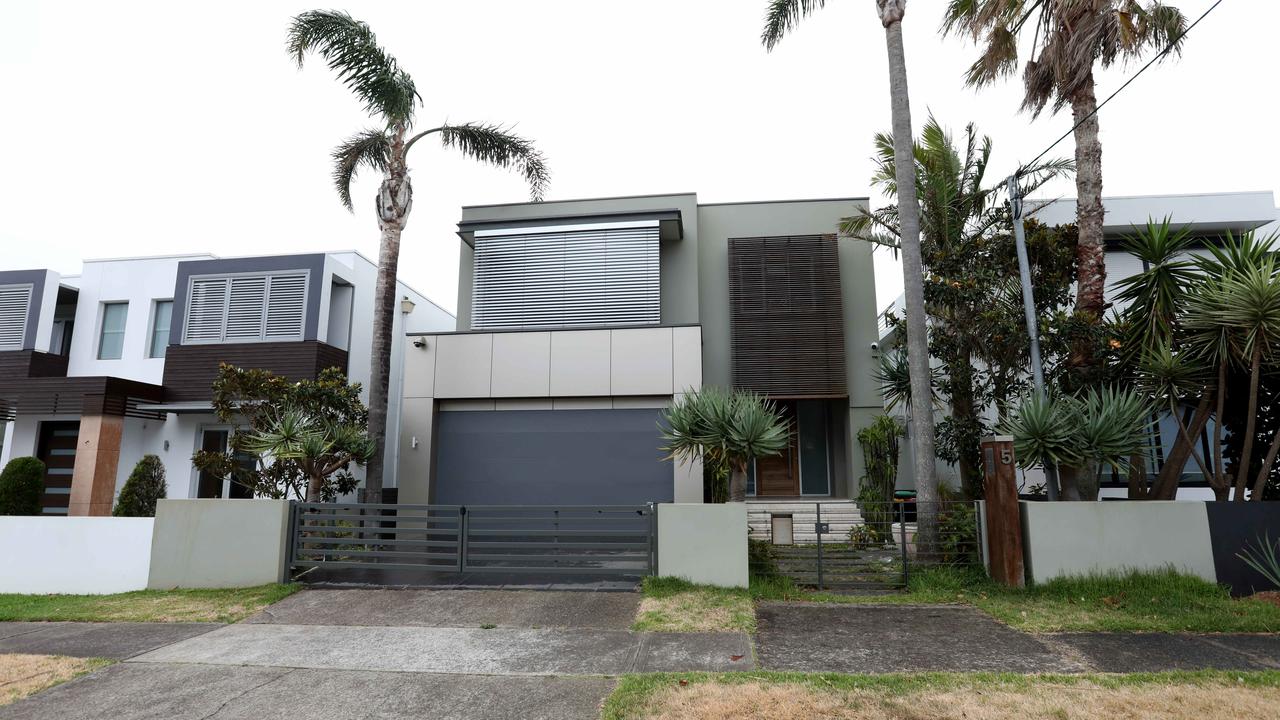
[149,300,173,358]
[98,302,128,360]
[470,223,660,329]
[0,284,32,351]
[183,272,308,343]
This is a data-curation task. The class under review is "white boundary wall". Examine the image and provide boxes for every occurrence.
[0,517,154,594]
[147,499,290,589]
[657,503,748,588]
[1021,501,1216,584]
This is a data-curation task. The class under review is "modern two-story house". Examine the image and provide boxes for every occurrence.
[395,193,883,520]
[0,251,453,515]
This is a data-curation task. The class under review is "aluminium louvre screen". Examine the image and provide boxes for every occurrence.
[470,224,660,330]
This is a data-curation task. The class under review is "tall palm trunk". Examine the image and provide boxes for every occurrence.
[1070,73,1105,376]
[879,0,938,554]
[949,356,980,499]
[365,125,413,504]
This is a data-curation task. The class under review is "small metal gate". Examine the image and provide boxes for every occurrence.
[287,502,656,578]
[747,500,983,592]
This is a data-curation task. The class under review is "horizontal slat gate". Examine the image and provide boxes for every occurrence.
[290,503,656,577]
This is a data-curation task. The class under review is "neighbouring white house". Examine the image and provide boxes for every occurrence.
[0,251,454,515]
[881,189,1280,499]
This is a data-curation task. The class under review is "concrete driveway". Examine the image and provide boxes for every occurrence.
[1,589,752,720]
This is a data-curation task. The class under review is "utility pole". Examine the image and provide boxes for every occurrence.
[1007,174,1060,501]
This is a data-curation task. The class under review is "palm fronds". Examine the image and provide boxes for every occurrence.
[331,129,391,211]
[288,10,419,122]
[434,123,550,202]
[761,0,826,50]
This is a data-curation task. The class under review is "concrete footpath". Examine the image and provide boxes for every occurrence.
[755,603,1280,673]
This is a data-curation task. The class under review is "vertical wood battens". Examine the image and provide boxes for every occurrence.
[728,235,847,397]
[471,226,661,330]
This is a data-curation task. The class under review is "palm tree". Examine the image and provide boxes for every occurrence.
[287,11,550,503]
[843,115,1070,498]
[942,1,1188,376]
[762,0,942,550]
[661,387,789,502]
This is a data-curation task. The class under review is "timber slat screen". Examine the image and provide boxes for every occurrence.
[728,235,847,397]
[290,503,656,576]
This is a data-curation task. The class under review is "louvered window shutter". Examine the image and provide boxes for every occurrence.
[471,225,660,329]
[184,277,228,342]
[183,272,308,343]
[265,274,307,339]
[225,277,267,340]
[0,284,32,351]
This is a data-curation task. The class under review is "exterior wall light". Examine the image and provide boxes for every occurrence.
[400,296,416,314]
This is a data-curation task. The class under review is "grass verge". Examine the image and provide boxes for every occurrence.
[749,567,1280,633]
[601,670,1280,719]
[0,654,112,707]
[634,577,755,633]
[0,583,300,623]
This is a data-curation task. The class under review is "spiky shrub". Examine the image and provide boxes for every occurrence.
[660,387,789,503]
[0,457,45,516]
[1003,388,1153,501]
[113,455,167,517]
[1238,533,1280,590]
[856,415,904,541]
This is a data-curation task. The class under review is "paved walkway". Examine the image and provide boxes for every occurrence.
[0,622,218,660]
[755,602,1280,673]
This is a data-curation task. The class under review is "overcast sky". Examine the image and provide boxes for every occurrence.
[2,0,1274,314]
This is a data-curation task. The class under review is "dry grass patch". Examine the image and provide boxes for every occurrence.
[634,578,755,633]
[0,584,299,623]
[604,672,1280,720]
[0,654,110,706]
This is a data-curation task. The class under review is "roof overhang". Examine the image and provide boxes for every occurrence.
[456,209,683,248]
[133,401,214,414]
[0,376,166,421]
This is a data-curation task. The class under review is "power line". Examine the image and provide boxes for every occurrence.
[1017,0,1225,176]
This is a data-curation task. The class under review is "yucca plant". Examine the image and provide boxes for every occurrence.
[1238,533,1280,590]
[242,410,376,502]
[288,11,549,503]
[1003,388,1152,500]
[661,387,789,502]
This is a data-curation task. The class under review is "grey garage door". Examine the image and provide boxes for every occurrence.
[433,409,674,506]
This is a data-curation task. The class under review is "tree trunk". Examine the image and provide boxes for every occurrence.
[950,354,982,500]
[728,460,748,503]
[1212,359,1227,499]
[306,473,324,504]
[1234,347,1264,501]
[879,3,938,559]
[1058,465,1082,501]
[1126,453,1148,500]
[1069,74,1105,379]
[364,126,413,505]
[1153,390,1214,500]
[1251,428,1280,501]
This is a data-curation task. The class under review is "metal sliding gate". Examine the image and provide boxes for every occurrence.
[287,502,656,578]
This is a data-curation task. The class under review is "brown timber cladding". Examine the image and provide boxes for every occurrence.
[162,340,349,401]
[728,235,847,398]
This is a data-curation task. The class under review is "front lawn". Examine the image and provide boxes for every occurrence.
[633,577,756,633]
[601,670,1280,719]
[0,583,300,623]
[0,654,111,707]
[752,567,1280,633]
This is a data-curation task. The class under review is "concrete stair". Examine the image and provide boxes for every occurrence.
[746,500,863,544]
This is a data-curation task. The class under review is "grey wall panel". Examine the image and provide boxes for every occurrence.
[433,409,673,505]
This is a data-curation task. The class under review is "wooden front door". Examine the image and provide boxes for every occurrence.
[36,421,80,515]
[755,401,799,496]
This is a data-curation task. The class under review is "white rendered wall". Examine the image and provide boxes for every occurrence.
[0,517,154,594]
[66,255,212,383]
